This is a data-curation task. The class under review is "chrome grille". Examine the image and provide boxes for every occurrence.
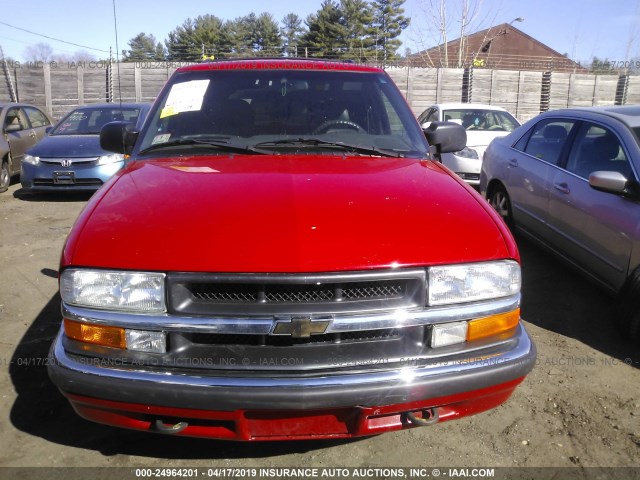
[39,157,99,165]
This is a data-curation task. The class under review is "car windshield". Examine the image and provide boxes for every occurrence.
[137,69,429,158]
[52,107,143,135]
[443,109,520,132]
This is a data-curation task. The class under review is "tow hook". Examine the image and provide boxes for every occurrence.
[153,419,188,434]
[406,407,440,426]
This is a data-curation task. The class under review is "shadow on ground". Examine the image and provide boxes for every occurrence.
[13,188,94,203]
[517,234,639,368]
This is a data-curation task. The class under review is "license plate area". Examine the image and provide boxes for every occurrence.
[53,171,75,184]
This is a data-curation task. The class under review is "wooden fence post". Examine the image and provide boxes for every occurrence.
[43,63,52,117]
[77,67,84,106]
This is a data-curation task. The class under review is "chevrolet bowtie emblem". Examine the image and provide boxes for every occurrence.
[273,317,330,338]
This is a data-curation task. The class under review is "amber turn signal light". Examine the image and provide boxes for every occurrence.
[64,319,126,349]
[467,309,520,342]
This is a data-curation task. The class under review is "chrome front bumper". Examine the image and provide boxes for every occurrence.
[48,323,536,411]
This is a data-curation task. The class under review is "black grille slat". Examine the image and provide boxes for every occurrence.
[188,329,401,347]
[168,269,426,316]
[342,282,404,300]
[191,284,258,303]
[188,281,405,305]
[265,285,334,303]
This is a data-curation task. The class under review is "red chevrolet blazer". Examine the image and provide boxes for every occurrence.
[48,59,536,440]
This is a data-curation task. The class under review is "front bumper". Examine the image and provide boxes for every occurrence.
[20,160,123,191]
[441,152,481,185]
[48,323,536,439]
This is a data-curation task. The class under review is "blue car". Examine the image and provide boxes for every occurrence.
[21,103,150,192]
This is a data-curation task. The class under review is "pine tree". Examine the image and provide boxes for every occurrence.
[252,13,283,54]
[281,13,306,56]
[122,33,165,62]
[371,0,410,65]
[165,15,232,61]
[339,0,375,61]
[300,0,348,58]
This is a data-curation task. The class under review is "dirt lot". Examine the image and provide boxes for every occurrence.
[0,180,638,474]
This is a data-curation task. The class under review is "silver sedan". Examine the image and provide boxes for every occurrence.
[480,106,640,343]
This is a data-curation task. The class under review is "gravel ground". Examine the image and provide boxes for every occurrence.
[0,180,638,477]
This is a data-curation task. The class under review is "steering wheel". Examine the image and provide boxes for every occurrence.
[313,120,366,134]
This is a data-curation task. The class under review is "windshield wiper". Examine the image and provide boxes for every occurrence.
[254,138,404,157]
[139,138,266,155]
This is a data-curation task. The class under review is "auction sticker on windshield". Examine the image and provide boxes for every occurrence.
[160,79,210,118]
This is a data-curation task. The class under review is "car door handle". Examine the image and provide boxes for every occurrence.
[507,159,518,168]
[553,182,570,194]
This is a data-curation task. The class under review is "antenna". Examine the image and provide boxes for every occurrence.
[112,0,122,107]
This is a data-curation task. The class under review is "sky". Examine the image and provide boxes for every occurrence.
[0,0,638,64]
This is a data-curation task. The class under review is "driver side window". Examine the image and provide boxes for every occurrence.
[565,123,632,180]
[4,108,26,132]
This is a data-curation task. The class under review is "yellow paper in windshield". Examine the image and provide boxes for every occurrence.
[160,79,210,119]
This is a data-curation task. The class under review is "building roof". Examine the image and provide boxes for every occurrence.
[411,23,586,72]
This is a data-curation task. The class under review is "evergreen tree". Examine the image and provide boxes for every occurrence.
[281,13,305,56]
[339,0,375,61]
[165,15,232,61]
[227,15,254,55]
[122,33,165,62]
[301,0,347,58]
[252,13,283,54]
[371,0,410,65]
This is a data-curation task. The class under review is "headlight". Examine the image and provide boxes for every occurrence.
[23,154,40,165]
[96,153,125,165]
[428,260,520,306]
[453,147,479,159]
[60,269,166,313]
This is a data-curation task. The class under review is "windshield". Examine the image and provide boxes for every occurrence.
[52,106,143,135]
[442,109,520,132]
[137,69,429,158]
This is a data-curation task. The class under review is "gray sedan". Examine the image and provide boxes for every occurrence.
[480,106,640,343]
[0,102,53,193]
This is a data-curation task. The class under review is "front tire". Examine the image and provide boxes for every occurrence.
[488,184,514,229]
[616,268,640,344]
[0,160,10,193]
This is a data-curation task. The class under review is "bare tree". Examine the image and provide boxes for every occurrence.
[408,0,502,68]
[623,0,640,74]
[23,42,54,63]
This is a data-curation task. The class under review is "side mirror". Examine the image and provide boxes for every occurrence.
[100,121,139,155]
[589,171,632,195]
[4,123,21,133]
[424,121,467,154]
[45,126,54,135]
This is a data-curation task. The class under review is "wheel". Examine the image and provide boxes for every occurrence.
[0,160,10,193]
[615,268,640,344]
[488,184,514,229]
[312,120,365,134]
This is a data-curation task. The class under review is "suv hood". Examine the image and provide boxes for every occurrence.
[64,155,513,272]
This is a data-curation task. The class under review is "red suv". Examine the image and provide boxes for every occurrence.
[48,59,535,440]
